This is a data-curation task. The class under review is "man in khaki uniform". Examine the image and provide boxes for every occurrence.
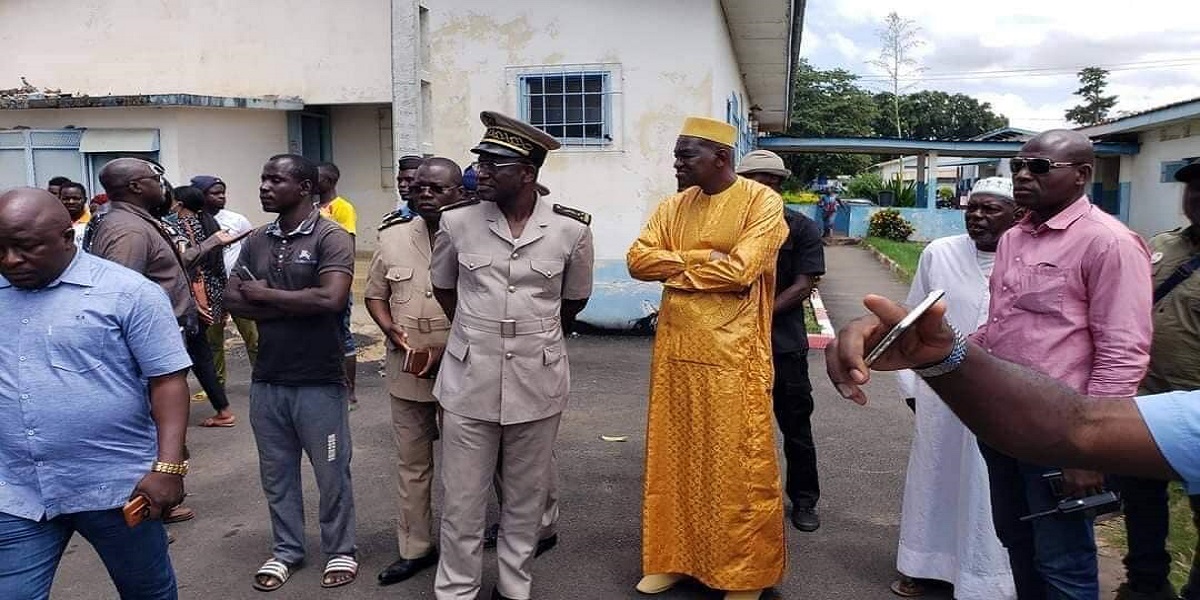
[431,111,594,600]
[1112,158,1200,600]
[366,157,469,587]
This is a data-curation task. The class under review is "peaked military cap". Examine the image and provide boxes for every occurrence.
[471,111,561,167]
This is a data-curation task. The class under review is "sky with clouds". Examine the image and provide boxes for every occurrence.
[799,0,1200,131]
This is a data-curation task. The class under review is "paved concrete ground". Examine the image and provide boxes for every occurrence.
[52,245,928,599]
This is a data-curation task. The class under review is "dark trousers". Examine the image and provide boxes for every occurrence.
[184,324,230,412]
[0,509,176,599]
[980,443,1098,600]
[772,351,819,509]
[1116,475,1200,597]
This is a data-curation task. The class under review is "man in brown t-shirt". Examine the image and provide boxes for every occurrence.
[225,154,358,592]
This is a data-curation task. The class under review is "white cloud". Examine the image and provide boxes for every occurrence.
[805,0,1200,132]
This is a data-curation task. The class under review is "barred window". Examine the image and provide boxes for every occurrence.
[517,65,619,148]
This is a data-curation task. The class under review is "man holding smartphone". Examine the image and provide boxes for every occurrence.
[365,157,466,586]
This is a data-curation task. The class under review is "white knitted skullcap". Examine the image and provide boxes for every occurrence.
[969,177,1014,203]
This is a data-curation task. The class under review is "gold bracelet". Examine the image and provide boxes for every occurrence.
[151,460,189,477]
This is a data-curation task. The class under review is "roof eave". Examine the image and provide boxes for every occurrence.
[1078,99,1200,137]
[0,93,305,111]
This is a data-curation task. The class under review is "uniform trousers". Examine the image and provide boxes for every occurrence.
[391,395,439,559]
[494,452,560,539]
[249,382,356,565]
[435,410,561,600]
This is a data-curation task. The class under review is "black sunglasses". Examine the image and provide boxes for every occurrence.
[1009,157,1086,175]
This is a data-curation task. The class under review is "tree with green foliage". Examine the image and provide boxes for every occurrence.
[784,59,880,184]
[873,90,1009,140]
[1065,67,1118,126]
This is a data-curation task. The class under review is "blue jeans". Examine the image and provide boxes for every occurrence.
[980,443,1099,600]
[0,509,176,600]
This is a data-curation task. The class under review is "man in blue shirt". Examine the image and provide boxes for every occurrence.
[0,188,193,599]
[825,295,1200,499]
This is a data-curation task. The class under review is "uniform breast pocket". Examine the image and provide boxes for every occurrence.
[48,322,111,373]
[386,266,415,304]
[1012,265,1067,315]
[529,259,564,298]
[457,253,493,292]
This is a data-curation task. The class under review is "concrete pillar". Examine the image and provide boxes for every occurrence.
[926,151,939,208]
[914,152,927,208]
[391,0,423,162]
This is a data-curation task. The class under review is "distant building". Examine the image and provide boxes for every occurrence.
[1079,97,1200,237]
[0,0,802,258]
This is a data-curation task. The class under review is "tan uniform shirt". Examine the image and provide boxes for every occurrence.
[364,216,450,402]
[1142,225,1200,395]
[431,199,594,424]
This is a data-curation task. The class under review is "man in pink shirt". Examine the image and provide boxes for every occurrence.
[971,129,1152,600]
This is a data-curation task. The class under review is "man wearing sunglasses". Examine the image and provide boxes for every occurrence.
[366,156,466,587]
[970,129,1152,600]
[430,111,593,600]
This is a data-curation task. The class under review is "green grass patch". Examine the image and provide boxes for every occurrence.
[803,299,821,334]
[863,237,927,283]
[1097,482,1197,591]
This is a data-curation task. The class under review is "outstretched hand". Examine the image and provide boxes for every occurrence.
[824,294,956,405]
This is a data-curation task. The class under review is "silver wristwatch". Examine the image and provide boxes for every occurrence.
[913,326,968,378]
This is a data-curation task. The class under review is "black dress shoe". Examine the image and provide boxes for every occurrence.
[484,526,556,556]
[791,507,820,532]
[377,551,438,586]
[535,534,558,557]
[491,589,520,600]
[483,523,499,549]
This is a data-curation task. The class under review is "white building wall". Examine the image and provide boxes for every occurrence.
[330,104,398,234]
[0,0,391,104]
[0,107,287,223]
[1126,129,1199,237]
[172,110,289,224]
[428,0,748,260]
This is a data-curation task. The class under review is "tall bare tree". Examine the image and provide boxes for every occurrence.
[868,12,925,138]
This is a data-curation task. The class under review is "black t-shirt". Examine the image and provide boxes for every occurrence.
[234,214,355,385]
[773,209,826,355]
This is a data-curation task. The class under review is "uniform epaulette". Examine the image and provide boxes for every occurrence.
[377,210,414,231]
[439,198,480,212]
[552,203,591,226]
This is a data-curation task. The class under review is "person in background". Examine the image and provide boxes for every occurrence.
[735,149,827,533]
[366,157,463,587]
[89,192,111,217]
[627,117,787,600]
[818,186,841,238]
[316,162,360,409]
[169,185,237,428]
[0,188,191,599]
[47,175,71,198]
[227,154,358,592]
[396,155,423,215]
[88,158,238,523]
[1113,159,1200,600]
[972,130,1153,600]
[891,177,1019,599]
[191,175,260,388]
[58,181,90,247]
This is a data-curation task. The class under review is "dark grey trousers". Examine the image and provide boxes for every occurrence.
[249,382,356,564]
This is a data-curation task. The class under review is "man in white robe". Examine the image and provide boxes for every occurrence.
[893,177,1021,599]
